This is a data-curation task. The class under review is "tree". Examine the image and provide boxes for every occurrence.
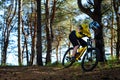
[113,0,120,60]
[18,0,23,65]
[21,0,38,65]
[77,0,105,62]
[44,0,56,64]
[44,0,79,64]
[36,0,43,66]
[1,0,17,65]
[102,0,116,59]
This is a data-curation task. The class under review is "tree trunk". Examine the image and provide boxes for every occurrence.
[45,24,52,64]
[36,0,43,66]
[1,37,8,65]
[22,20,29,65]
[18,0,22,65]
[116,15,120,59]
[29,16,37,65]
[1,0,17,65]
[113,0,120,60]
[45,0,56,65]
[45,0,51,65]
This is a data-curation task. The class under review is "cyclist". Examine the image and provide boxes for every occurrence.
[69,21,100,62]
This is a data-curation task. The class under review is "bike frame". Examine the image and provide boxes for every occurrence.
[62,38,99,71]
[76,38,93,60]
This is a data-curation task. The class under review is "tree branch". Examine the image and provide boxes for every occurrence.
[77,0,94,18]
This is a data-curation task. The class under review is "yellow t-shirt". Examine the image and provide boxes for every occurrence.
[75,24,91,38]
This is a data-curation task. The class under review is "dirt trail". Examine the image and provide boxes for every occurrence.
[0,66,120,80]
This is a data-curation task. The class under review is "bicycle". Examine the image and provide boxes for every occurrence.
[62,38,100,72]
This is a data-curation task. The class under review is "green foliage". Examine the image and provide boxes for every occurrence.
[71,62,81,68]
[98,56,120,71]
[106,57,119,68]
[45,61,63,67]
[0,63,15,66]
[0,0,5,5]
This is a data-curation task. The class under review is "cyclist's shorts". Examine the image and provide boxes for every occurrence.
[69,30,87,47]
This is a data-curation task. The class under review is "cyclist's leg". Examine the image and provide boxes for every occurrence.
[78,38,87,55]
[69,31,79,60]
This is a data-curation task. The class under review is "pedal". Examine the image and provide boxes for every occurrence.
[76,57,81,60]
[71,57,76,62]
[75,53,80,57]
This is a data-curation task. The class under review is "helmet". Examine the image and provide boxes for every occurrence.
[89,21,100,29]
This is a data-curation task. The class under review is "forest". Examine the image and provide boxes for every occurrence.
[0,0,120,80]
[0,0,120,66]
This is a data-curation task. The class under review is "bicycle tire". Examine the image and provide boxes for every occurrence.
[81,48,99,71]
[62,47,75,68]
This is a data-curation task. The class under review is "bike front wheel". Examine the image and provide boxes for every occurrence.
[62,47,74,68]
[81,48,99,72]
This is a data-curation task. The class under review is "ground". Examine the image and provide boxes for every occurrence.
[0,63,120,80]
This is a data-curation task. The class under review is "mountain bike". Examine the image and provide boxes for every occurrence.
[62,38,100,72]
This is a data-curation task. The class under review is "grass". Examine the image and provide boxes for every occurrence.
[46,57,120,73]
[45,61,63,67]
[1,57,120,71]
[97,56,120,71]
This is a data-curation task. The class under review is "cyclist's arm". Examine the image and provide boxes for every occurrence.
[81,24,91,38]
[82,29,91,38]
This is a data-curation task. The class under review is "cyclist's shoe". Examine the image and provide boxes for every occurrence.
[71,56,76,62]
[75,53,80,58]
[76,57,81,60]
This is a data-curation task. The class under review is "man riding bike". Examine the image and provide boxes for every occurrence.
[69,21,100,62]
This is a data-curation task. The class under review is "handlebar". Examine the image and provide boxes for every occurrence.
[87,38,95,47]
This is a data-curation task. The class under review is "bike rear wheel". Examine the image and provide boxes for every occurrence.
[81,48,99,71]
[62,47,75,68]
